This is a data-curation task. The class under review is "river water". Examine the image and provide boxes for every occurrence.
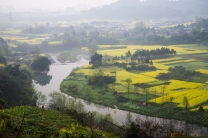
[34,55,208,137]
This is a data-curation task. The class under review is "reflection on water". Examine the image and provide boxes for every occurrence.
[33,72,52,86]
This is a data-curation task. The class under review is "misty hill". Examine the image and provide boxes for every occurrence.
[77,0,208,20]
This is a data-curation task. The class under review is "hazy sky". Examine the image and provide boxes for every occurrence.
[0,0,118,11]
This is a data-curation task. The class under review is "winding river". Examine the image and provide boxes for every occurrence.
[34,54,208,137]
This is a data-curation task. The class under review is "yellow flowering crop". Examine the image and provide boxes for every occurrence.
[116,70,156,84]
[196,69,208,74]
[75,69,94,76]
[141,70,168,77]
[153,57,183,63]
[2,29,22,34]
[81,64,92,69]
[0,64,4,67]
[163,59,196,65]
[148,80,205,95]
[81,47,89,51]
[149,86,208,108]
[97,45,207,56]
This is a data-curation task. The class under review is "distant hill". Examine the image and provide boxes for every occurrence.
[76,0,208,20]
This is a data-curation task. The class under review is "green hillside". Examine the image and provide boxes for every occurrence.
[0,106,119,138]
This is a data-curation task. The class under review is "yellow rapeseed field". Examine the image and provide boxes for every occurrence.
[150,89,208,108]
[97,45,207,57]
[153,63,169,69]
[1,29,22,34]
[140,70,168,77]
[196,69,208,74]
[163,59,196,65]
[148,80,205,95]
[75,69,93,76]
[149,79,208,108]
[116,70,156,84]
[153,57,183,63]
[81,44,208,109]
[81,47,89,51]
[0,64,4,67]
[81,64,92,69]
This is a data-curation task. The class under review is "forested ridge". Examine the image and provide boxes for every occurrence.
[78,0,208,20]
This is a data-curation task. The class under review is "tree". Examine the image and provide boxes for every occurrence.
[134,22,146,35]
[183,96,189,119]
[30,56,51,71]
[198,106,204,113]
[126,78,132,100]
[125,122,150,138]
[169,96,175,114]
[0,65,36,106]
[143,88,149,104]
[125,112,133,127]
[89,52,102,68]
[36,91,47,106]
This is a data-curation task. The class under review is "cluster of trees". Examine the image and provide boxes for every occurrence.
[190,17,208,28]
[62,27,118,50]
[22,26,46,34]
[0,65,36,107]
[104,48,176,71]
[156,66,201,80]
[134,22,156,36]
[30,56,51,71]
[88,70,116,87]
[89,49,160,71]
[127,29,208,46]
[124,18,208,46]
[133,47,176,59]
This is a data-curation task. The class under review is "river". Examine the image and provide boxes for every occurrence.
[34,54,208,137]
